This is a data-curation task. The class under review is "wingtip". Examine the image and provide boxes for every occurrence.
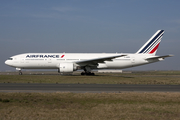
[169,54,174,57]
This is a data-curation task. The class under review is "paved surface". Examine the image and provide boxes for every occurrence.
[0,83,180,93]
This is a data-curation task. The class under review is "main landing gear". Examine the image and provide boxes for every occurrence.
[81,72,95,75]
[81,66,95,76]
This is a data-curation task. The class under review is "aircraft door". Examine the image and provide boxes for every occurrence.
[131,57,135,63]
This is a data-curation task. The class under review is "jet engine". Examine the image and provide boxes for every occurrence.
[59,62,76,73]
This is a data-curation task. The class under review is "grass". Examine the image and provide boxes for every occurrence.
[0,71,180,84]
[1,71,180,119]
[0,92,180,120]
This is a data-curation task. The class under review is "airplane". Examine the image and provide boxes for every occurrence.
[5,30,173,75]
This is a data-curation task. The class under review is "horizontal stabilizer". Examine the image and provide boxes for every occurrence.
[145,55,174,60]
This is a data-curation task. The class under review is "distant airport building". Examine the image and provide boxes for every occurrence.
[98,69,122,73]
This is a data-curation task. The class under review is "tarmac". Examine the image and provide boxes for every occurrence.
[0,83,180,93]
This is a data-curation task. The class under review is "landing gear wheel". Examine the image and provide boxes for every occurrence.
[81,72,85,75]
[91,73,95,75]
[86,72,95,76]
[81,66,95,76]
[81,72,95,76]
[19,72,22,75]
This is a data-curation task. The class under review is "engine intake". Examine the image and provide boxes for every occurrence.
[59,62,76,73]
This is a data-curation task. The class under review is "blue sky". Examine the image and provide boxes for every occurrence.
[1,0,180,71]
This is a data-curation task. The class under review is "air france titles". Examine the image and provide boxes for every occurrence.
[26,55,59,58]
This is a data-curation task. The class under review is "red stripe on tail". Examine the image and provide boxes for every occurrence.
[149,43,160,54]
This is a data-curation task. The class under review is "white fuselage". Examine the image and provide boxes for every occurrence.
[5,53,159,70]
[4,30,172,75]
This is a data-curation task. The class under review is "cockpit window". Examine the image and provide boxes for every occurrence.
[8,58,13,60]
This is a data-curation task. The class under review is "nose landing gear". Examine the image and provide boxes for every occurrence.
[16,68,22,75]
[19,71,22,75]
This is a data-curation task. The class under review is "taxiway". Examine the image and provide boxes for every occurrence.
[0,83,180,93]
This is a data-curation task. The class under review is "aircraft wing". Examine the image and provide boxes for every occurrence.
[75,55,126,66]
[145,55,174,60]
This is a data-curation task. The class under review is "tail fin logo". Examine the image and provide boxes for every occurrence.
[136,30,164,55]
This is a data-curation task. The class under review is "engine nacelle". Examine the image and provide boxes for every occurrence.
[59,63,76,73]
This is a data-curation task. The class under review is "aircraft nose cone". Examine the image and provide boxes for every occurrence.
[5,60,10,65]
[5,60,8,65]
